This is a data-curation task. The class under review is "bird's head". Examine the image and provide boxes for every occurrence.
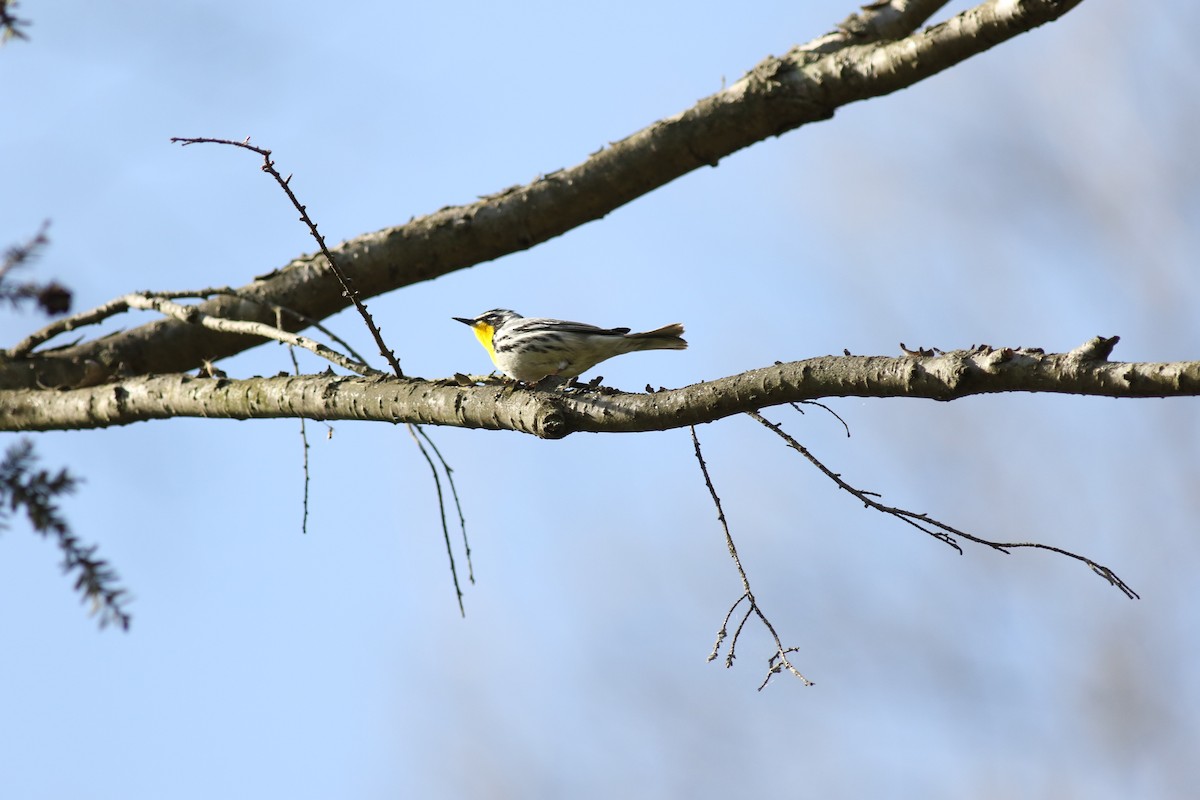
[452,309,522,360]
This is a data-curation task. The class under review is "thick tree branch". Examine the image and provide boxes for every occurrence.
[0,0,1086,391]
[3,341,1194,436]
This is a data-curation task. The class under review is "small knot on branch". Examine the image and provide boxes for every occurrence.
[1068,336,1120,362]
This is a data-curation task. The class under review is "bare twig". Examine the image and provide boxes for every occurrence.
[123,293,381,376]
[414,424,473,584]
[287,345,312,535]
[268,299,371,366]
[7,289,192,357]
[789,399,851,438]
[170,137,403,377]
[5,285,371,367]
[749,411,1138,599]
[691,426,813,689]
[408,424,465,616]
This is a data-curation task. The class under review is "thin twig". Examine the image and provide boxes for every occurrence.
[125,293,380,376]
[789,400,851,438]
[288,345,311,535]
[690,426,813,689]
[170,137,403,377]
[729,602,754,669]
[260,295,371,366]
[407,424,465,616]
[414,424,473,584]
[4,286,376,369]
[748,411,1138,599]
[7,288,198,357]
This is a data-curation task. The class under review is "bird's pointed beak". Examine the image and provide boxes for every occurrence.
[452,316,475,326]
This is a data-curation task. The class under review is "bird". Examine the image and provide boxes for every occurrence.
[453,309,686,383]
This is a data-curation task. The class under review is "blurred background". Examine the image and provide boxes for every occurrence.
[2,1,1197,797]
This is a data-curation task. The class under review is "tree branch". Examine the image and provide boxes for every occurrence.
[0,0,1087,391]
[691,426,813,689]
[748,410,1137,599]
[3,340,1194,435]
[170,136,405,377]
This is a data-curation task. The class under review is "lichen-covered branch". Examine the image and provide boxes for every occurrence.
[3,340,1194,436]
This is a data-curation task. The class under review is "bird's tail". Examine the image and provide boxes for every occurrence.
[626,323,687,351]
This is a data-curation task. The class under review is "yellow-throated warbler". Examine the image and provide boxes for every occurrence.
[453,309,686,382]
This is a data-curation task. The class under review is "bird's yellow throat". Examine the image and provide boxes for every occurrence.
[470,322,499,366]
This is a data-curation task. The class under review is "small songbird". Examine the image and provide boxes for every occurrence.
[453,309,687,382]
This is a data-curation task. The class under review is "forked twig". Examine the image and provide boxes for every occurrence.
[408,424,465,616]
[690,426,813,689]
[414,424,473,584]
[5,286,374,372]
[749,411,1138,599]
[789,400,850,438]
[126,293,379,375]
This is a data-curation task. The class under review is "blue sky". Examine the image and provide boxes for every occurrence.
[2,1,1198,798]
